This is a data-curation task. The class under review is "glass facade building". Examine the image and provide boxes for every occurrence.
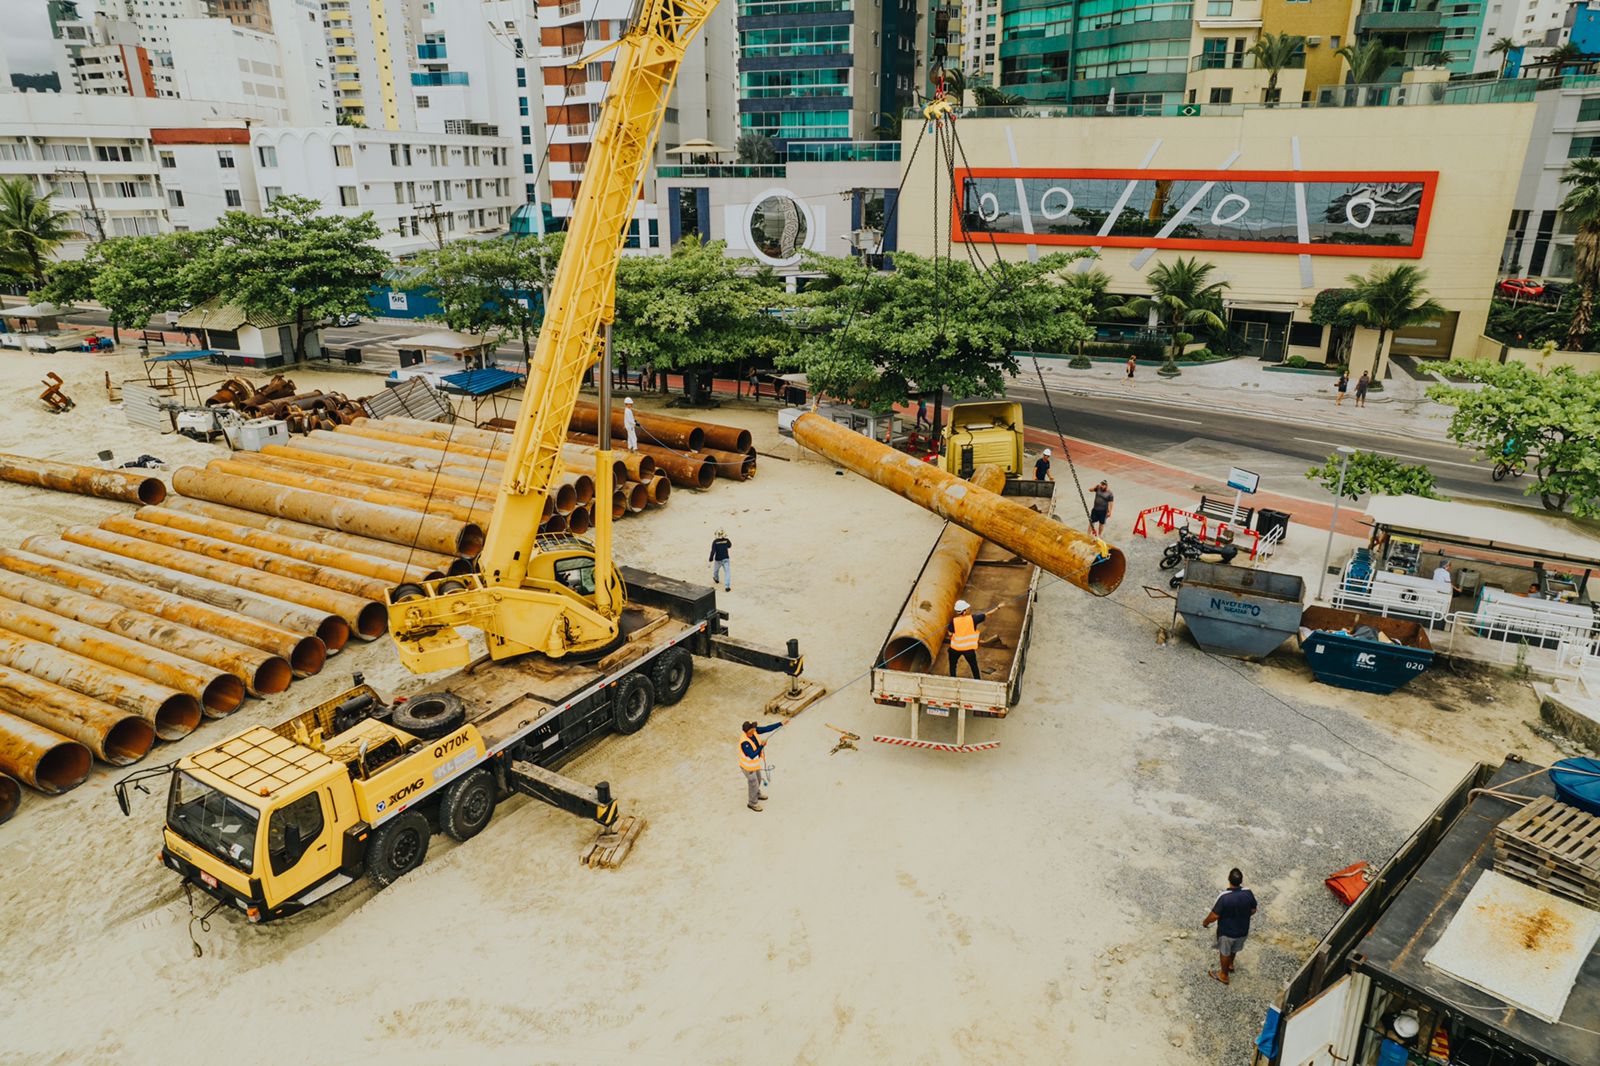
[997,0,1195,107]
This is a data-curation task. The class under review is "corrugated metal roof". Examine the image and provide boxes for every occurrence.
[176,299,296,331]
[1365,495,1600,566]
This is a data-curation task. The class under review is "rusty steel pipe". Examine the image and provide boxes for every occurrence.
[542,513,569,535]
[560,471,596,507]
[610,490,627,520]
[570,401,708,452]
[228,453,505,520]
[58,525,388,642]
[102,515,396,604]
[0,629,201,739]
[0,590,245,716]
[203,459,495,526]
[568,434,715,489]
[699,448,756,481]
[0,546,322,679]
[882,465,1008,673]
[646,474,671,507]
[170,467,484,558]
[622,482,648,513]
[157,498,458,574]
[20,537,351,653]
[794,413,1127,596]
[259,443,529,514]
[294,434,502,478]
[0,665,155,765]
[333,423,506,461]
[0,710,91,793]
[560,444,628,488]
[131,506,438,587]
[0,452,166,505]
[349,415,508,449]
[352,421,656,488]
[0,771,17,822]
[567,506,592,536]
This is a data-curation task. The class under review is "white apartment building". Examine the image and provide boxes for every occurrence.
[53,10,175,98]
[166,19,293,119]
[250,126,517,254]
[322,0,416,130]
[963,0,1000,84]
[264,0,338,126]
[1477,0,1574,73]
[156,127,263,230]
[80,0,209,61]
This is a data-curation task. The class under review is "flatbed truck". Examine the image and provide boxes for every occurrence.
[869,480,1054,751]
[127,564,798,923]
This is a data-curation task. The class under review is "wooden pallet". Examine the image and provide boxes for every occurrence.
[1492,796,1600,908]
[581,812,646,869]
[1493,851,1600,908]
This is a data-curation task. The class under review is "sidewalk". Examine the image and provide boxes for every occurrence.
[1014,356,1461,443]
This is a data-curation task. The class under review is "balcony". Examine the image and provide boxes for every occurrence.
[560,1,582,14]
[657,163,787,178]
[334,63,358,75]
[417,43,447,60]
[411,71,469,86]
[562,42,584,58]
[1355,0,1442,32]
[1190,52,1305,71]
[787,141,900,162]
[331,46,357,58]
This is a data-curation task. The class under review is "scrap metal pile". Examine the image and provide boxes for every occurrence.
[204,374,365,434]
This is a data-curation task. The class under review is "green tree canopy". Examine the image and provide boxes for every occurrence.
[1427,359,1600,516]
[1337,39,1399,84]
[91,232,210,334]
[184,194,388,362]
[32,255,99,309]
[1340,264,1445,374]
[788,250,1094,411]
[409,233,564,365]
[1306,450,1440,501]
[1249,32,1305,104]
[0,178,76,285]
[612,236,791,400]
[1558,156,1600,349]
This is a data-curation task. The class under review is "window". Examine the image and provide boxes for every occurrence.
[159,151,176,168]
[519,99,529,115]
[1579,97,1600,123]
[1205,0,1231,12]
[738,67,851,98]
[218,150,236,168]
[167,189,185,208]
[225,188,242,207]
[338,185,358,206]
[1570,136,1600,158]
[403,144,412,165]
[739,109,851,140]
[521,126,532,145]
[96,144,133,162]
[266,792,324,875]
[523,152,535,174]
[334,144,353,166]
[264,186,282,204]
[516,68,526,87]
[417,95,430,108]
[1209,87,1233,103]
[1287,321,1323,347]
[257,145,277,167]
[390,144,402,165]
[738,24,851,56]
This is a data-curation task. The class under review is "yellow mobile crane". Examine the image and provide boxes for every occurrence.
[122,0,804,922]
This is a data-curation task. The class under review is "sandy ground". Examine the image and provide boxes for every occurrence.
[0,349,1576,1065]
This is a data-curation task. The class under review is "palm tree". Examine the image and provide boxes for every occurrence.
[1340,264,1446,379]
[1547,41,1587,73]
[1336,39,1400,85]
[0,178,75,286]
[1558,156,1600,349]
[1114,257,1229,377]
[972,83,1026,107]
[1249,32,1305,105]
[1063,267,1113,367]
[1487,36,1519,76]
[735,133,777,165]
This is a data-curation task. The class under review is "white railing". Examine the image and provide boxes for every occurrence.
[1332,570,1451,625]
[561,42,583,57]
[1441,609,1600,680]
[559,1,582,14]
[1256,523,1284,559]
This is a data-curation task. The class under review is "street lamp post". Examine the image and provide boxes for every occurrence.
[1316,446,1357,602]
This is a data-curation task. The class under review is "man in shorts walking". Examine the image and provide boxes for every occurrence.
[1089,480,1114,535]
[1201,867,1257,985]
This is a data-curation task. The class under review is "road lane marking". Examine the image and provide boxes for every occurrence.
[1118,409,1201,425]
[1292,437,1481,470]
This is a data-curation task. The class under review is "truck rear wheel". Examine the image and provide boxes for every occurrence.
[440,768,496,842]
[393,691,466,740]
[611,672,655,735]
[366,810,430,889]
[650,647,693,706]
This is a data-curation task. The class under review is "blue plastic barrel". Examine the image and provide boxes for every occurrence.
[1551,757,1600,816]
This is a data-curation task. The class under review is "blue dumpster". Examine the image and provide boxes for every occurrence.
[1176,562,1306,659]
[1298,606,1434,695]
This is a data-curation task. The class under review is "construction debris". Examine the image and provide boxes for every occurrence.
[39,373,72,414]
[581,812,646,869]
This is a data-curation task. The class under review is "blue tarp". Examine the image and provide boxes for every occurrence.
[441,367,520,395]
[148,349,220,362]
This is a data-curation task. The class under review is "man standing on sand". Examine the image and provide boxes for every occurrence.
[1201,868,1257,985]
[1089,480,1114,535]
[1354,371,1370,408]
[740,718,788,811]
[623,397,638,451]
[709,528,732,591]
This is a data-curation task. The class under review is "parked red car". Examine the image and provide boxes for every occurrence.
[1496,277,1545,298]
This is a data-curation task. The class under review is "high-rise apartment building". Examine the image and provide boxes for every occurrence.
[997,0,1196,108]
[51,7,174,98]
[206,0,274,31]
[1349,0,1487,80]
[1476,0,1570,74]
[321,0,415,130]
[79,0,209,62]
[735,0,919,148]
[1260,0,1355,96]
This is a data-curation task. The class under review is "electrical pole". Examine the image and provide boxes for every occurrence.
[52,168,106,243]
[415,202,447,250]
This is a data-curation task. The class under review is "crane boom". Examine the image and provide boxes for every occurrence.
[386,0,716,673]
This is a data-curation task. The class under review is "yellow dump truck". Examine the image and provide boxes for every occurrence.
[939,401,1026,478]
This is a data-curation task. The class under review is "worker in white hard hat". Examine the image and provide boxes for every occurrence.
[622,396,638,451]
[1034,448,1053,482]
[945,598,1007,678]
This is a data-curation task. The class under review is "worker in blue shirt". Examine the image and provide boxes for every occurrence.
[1202,867,1258,985]
[739,718,787,812]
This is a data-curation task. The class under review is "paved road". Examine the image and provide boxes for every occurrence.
[1004,380,1535,507]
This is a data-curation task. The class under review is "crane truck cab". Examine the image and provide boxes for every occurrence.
[940,401,1026,479]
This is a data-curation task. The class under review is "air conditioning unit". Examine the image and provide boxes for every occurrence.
[1307,36,1321,46]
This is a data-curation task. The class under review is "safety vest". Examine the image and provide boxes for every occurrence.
[949,614,979,652]
[738,734,763,772]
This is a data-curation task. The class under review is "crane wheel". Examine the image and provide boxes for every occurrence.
[366,810,430,889]
[393,691,466,740]
[611,673,656,735]
[440,768,497,842]
[650,647,694,706]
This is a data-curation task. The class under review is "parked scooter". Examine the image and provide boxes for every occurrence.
[1159,525,1238,574]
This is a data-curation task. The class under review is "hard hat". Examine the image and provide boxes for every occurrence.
[715,528,725,537]
[955,599,971,612]
[624,397,634,405]
[1393,1013,1420,1039]
[1043,448,1051,456]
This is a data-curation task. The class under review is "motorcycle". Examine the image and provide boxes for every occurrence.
[1159,526,1238,575]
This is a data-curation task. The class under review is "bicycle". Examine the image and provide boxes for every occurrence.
[1492,458,1525,481]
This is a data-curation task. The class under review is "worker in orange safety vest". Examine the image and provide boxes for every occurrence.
[946,598,1008,679]
[740,719,787,812]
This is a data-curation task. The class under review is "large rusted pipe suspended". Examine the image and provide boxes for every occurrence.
[570,400,707,452]
[0,665,155,765]
[794,413,1127,596]
[0,771,17,822]
[157,497,459,574]
[0,452,166,505]
[57,525,388,642]
[699,448,756,481]
[0,710,91,793]
[882,464,1008,673]
[0,546,324,678]
[0,629,201,740]
[0,589,245,716]
[568,434,715,489]
[101,515,396,604]
[202,458,495,525]
[170,467,484,558]
[131,506,438,587]
[20,537,351,653]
